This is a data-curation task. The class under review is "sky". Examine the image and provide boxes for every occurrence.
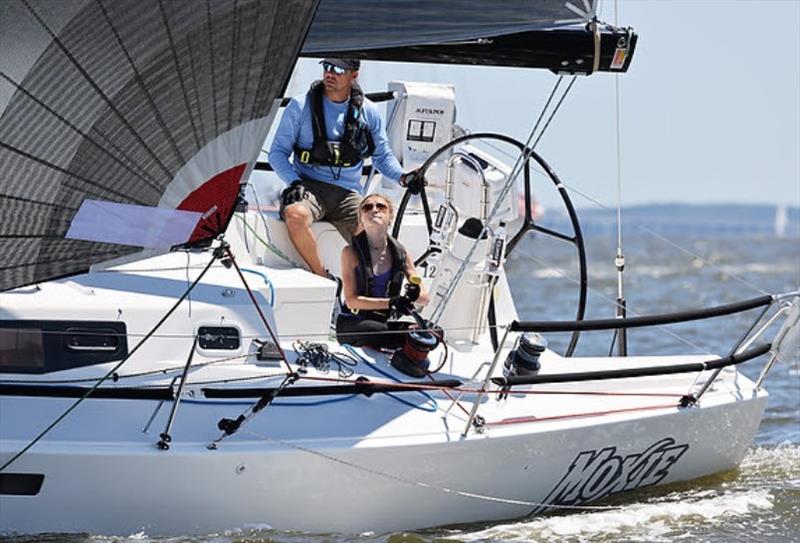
[277,0,800,210]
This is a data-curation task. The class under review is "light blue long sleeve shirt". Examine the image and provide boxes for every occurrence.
[269,91,404,193]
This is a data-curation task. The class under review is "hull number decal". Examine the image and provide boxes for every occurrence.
[532,437,689,514]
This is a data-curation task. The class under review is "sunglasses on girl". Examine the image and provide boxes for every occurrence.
[360,202,388,213]
[322,62,348,75]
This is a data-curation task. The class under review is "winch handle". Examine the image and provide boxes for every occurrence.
[405,274,422,302]
[409,308,427,329]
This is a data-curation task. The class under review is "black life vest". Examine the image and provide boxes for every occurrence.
[294,80,375,168]
[343,231,408,322]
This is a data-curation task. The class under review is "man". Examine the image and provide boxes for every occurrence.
[269,58,421,277]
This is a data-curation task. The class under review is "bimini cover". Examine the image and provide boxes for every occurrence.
[304,0,637,73]
[0,0,317,292]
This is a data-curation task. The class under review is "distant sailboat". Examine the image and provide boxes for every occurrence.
[774,204,788,237]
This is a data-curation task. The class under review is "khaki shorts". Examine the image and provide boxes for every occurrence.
[279,178,361,239]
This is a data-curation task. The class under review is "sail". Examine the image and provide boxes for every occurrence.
[303,0,636,73]
[0,0,318,292]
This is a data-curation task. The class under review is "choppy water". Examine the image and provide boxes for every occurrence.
[4,233,799,543]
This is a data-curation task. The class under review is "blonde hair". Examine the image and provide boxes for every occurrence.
[358,193,395,225]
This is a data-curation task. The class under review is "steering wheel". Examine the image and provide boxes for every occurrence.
[392,132,588,357]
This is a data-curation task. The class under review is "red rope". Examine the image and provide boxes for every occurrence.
[478,388,683,398]
[486,402,679,427]
[301,374,451,391]
[291,374,685,398]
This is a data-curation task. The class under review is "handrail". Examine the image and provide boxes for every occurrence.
[510,294,773,333]
[491,343,771,387]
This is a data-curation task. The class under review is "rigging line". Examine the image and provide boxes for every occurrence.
[98,0,188,163]
[0,141,149,205]
[225,245,292,372]
[515,251,711,354]
[0,248,220,473]
[551,181,771,296]
[205,0,219,134]
[613,0,625,303]
[465,130,548,179]
[614,77,624,245]
[19,0,174,181]
[0,72,164,195]
[242,428,622,511]
[531,76,578,150]
[525,76,565,158]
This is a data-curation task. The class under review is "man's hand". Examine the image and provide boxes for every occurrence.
[400,168,426,195]
[389,295,414,317]
[280,180,306,208]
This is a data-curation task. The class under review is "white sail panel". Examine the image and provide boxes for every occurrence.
[65,200,202,249]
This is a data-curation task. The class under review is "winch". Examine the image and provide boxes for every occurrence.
[503,333,547,378]
[390,329,439,377]
[390,276,442,377]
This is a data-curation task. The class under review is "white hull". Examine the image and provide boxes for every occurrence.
[0,211,775,536]
[0,366,767,535]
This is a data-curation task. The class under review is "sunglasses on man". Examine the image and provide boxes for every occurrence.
[322,62,348,75]
[360,202,388,213]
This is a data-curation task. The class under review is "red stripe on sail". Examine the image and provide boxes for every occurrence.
[178,163,246,244]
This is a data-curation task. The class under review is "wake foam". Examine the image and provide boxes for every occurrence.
[456,489,773,542]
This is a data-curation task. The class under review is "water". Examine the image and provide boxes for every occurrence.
[3,233,799,543]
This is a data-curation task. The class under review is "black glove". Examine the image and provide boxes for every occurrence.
[280,180,307,208]
[404,282,421,303]
[400,168,426,195]
[389,295,414,317]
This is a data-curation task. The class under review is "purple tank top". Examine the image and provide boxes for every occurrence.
[369,268,392,297]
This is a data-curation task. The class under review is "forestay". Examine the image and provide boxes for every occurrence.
[0,0,317,292]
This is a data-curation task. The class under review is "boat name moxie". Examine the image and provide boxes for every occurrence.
[531,437,689,514]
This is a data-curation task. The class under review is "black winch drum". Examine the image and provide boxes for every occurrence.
[390,330,439,377]
[504,333,547,376]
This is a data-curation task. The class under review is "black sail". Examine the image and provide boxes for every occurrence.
[0,0,637,293]
[0,0,318,292]
[303,0,636,73]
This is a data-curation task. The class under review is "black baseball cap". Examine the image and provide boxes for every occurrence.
[321,58,360,71]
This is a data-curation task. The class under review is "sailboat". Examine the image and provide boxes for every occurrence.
[1,0,798,537]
